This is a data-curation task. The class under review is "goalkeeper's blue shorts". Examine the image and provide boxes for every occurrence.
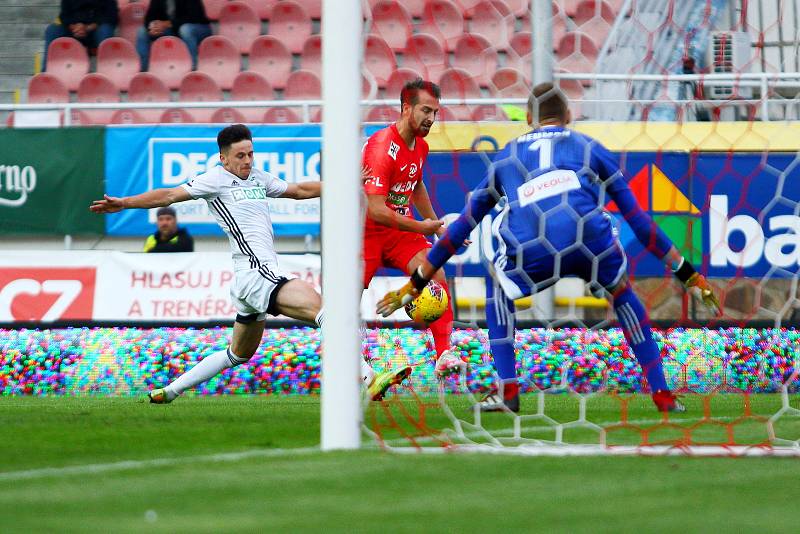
[493,234,627,300]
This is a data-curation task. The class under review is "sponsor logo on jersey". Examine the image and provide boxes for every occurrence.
[387,191,411,207]
[0,164,37,207]
[517,169,580,206]
[231,180,239,186]
[408,163,418,178]
[390,180,417,193]
[388,141,400,160]
[0,267,96,321]
[231,187,268,201]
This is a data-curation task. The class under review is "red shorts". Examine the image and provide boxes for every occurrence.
[363,227,431,287]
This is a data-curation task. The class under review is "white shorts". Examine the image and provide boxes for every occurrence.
[230,267,290,321]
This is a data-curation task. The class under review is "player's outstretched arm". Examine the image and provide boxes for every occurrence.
[281,181,321,200]
[89,187,191,214]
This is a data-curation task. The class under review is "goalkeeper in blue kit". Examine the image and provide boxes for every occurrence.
[377,83,722,413]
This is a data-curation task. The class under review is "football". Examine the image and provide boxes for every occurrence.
[404,280,449,323]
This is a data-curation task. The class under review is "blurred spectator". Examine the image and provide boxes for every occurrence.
[144,206,194,252]
[137,0,212,70]
[43,0,118,69]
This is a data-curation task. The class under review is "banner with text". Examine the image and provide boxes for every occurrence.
[0,128,104,235]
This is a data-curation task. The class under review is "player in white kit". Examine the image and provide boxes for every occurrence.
[90,124,404,402]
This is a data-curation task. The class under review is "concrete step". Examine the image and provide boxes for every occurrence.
[0,0,60,7]
[0,74,31,93]
[0,5,58,23]
[0,22,50,39]
[0,57,35,75]
[0,40,44,56]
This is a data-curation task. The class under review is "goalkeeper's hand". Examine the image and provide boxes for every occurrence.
[672,257,722,317]
[376,266,429,317]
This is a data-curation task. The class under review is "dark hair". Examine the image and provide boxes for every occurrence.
[400,78,441,108]
[217,124,252,152]
[527,82,569,123]
[156,206,177,218]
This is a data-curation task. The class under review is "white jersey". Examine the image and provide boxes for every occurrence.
[181,165,288,273]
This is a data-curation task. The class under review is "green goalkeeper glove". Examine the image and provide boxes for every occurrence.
[672,258,722,316]
[376,267,429,318]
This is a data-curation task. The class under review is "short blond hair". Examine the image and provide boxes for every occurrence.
[527,82,569,123]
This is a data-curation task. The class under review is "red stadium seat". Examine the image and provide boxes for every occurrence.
[363,35,396,87]
[218,1,261,54]
[459,0,483,17]
[27,73,69,103]
[471,105,502,121]
[284,70,320,99]
[452,33,498,88]
[469,0,514,51]
[370,1,413,52]
[97,37,140,91]
[128,72,170,121]
[510,31,531,57]
[556,31,599,76]
[160,108,195,123]
[438,67,481,120]
[179,71,223,122]
[207,0,276,20]
[385,68,420,99]
[197,35,241,89]
[45,37,89,91]
[491,67,529,98]
[559,0,582,16]
[211,107,248,123]
[573,0,614,44]
[110,109,146,124]
[269,1,312,54]
[77,73,120,124]
[362,71,378,100]
[202,0,228,19]
[263,106,301,123]
[520,2,567,47]
[419,0,465,52]
[507,31,532,77]
[66,109,92,126]
[300,34,321,74]
[368,0,424,18]
[118,2,148,43]
[402,34,447,84]
[231,71,274,121]
[301,0,321,19]
[148,36,192,89]
[505,0,531,17]
[249,36,292,89]
[365,105,400,123]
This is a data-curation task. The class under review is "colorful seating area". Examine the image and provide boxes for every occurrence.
[29,0,619,124]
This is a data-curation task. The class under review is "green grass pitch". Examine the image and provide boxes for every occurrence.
[1,395,799,532]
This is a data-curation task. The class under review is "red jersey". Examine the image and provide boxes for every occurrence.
[362,123,429,231]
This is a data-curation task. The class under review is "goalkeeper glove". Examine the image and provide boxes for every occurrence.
[672,258,722,316]
[376,266,429,317]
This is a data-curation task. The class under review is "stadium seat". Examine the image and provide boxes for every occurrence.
[179,71,223,122]
[45,37,89,91]
[110,109,146,124]
[362,71,378,100]
[160,108,195,123]
[231,71,273,121]
[77,73,120,124]
[197,35,241,90]
[218,1,261,54]
[559,0,582,17]
[300,34,321,74]
[248,36,292,89]
[438,67,481,120]
[505,0,532,17]
[301,0,321,19]
[452,33,498,88]
[419,0,465,52]
[471,104,503,121]
[363,35,396,87]
[269,1,312,54]
[66,109,92,126]
[118,2,147,44]
[97,37,140,91]
[128,72,170,122]
[206,0,275,20]
[370,1,413,52]
[556,31,600,77]
[148,36,192,89]
[263,106,301,123]
[469,0,515,51]
[202,0,228,19]
[573,0,614,44]
[402,33,447,84]
[385,68,420,99]
[365,105,400,122]
[368,0,424,18]
[27,73,69,103]
[507,31,532,78]
[283,70,321,100]
[211,107,248,123]
[458,0,483,17]
[491,67,529,98]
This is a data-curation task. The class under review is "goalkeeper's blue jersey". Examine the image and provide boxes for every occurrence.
[429,125,674,277]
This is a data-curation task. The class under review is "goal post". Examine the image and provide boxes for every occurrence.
[320,0,362,451]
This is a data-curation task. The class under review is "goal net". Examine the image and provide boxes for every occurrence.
[356,0,800,456]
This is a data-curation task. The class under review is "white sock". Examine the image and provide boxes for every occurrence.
[362,359,376,386]
[315,309,325,328]
[165,348,247,398]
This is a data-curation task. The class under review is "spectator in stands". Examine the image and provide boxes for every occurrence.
[143,206,194,252]
[136,0,212,70]
[43,0,118,69]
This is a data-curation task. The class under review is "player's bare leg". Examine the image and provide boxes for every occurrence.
[406,250,464,378]
[274,279,406,400]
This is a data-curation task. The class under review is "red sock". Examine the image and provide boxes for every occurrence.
[502,380,519,400]
[429,279,454,357]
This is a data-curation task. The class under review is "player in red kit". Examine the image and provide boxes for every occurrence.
[362,78,465,379]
